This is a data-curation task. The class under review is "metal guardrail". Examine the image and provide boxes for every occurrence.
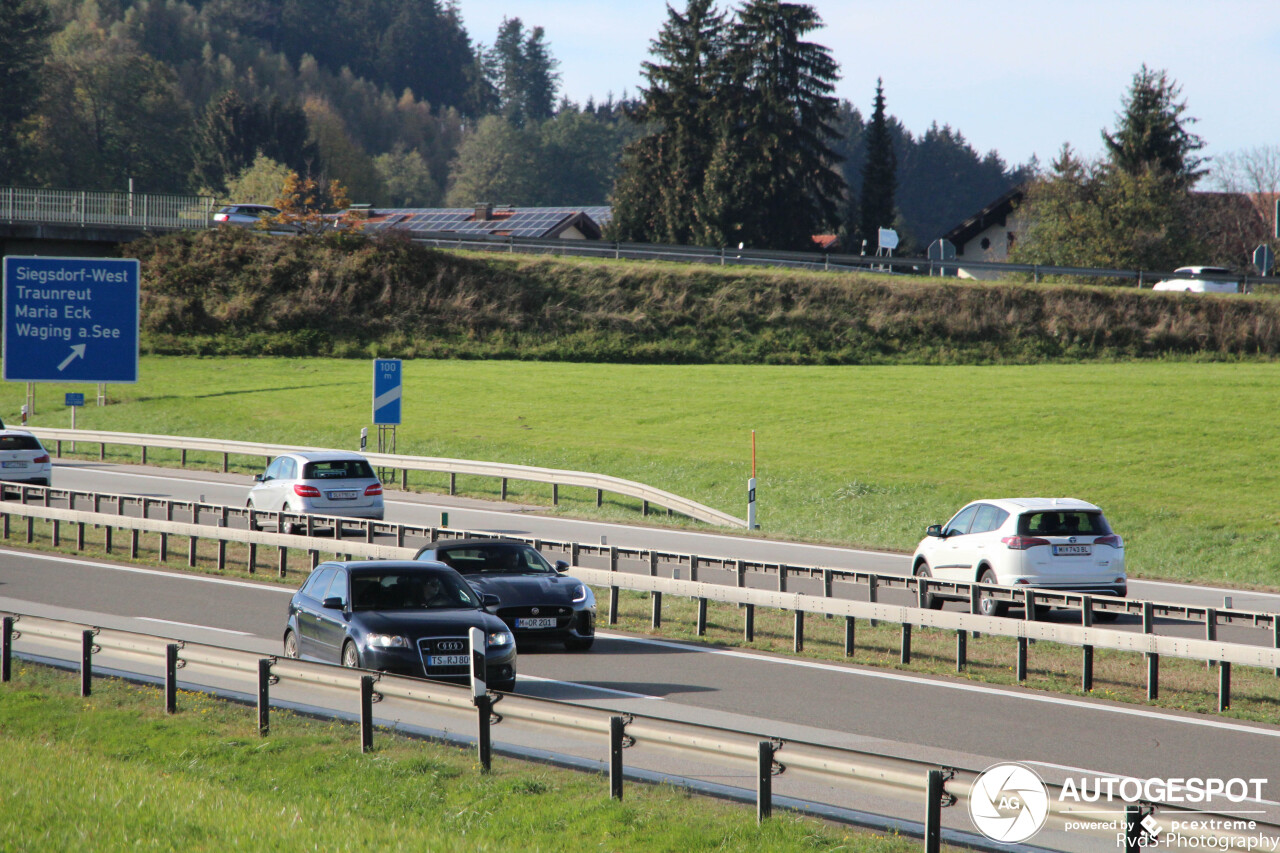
[4,611,1275,851]
[26,428,745,528]
[1,186,214,232]
[402,230,1280,291]
[1,490,1277,711]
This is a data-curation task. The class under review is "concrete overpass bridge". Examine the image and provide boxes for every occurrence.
[1,187,214,257]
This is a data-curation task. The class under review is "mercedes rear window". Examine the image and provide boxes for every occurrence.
[1018,511,1111,536]
[303,460,375,480]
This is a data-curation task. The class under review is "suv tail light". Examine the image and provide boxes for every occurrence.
[32,454,49,464]
[1094,534,1123,548]
[293,484,322,497]
[364,484,383,496]
[1001,535,1050,551]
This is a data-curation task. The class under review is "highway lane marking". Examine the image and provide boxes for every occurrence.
[1024,761,1280,807]
[518,674,665,700]
[597,632,1280,740]
[62,466,904,560]
[0,548,293,594]
[135,617,252,636]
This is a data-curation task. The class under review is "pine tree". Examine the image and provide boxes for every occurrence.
[858,79,896,247]
[695,0,845,250]
[485,18,561,127]
[1103,65,1205,188]
[0,0,54,184]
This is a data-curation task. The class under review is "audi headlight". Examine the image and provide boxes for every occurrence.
[487,630,514,648]
[366,634,409,649]
[571,584,588,603]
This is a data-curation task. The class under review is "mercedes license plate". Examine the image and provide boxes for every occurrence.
[1,461,27,469]
[427,654,469,667]
[327,490,358,500]
[515,617,556,629]
[1053,544,1091,556]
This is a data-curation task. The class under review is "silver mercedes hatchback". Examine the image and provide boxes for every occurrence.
[248,451,384,531]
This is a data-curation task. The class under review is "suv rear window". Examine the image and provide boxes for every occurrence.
[0,435,42,451]
[302,460,375,480]
[1018,511,1111,536]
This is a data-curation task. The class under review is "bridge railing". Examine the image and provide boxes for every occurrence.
[1,186,214,231]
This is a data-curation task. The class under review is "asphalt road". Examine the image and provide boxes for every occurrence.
[5,458,1280,850]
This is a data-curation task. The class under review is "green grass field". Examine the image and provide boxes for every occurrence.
[0,662,923,852]
[7,356,1279,589]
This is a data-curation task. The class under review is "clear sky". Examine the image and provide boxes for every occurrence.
[454,0,1280,172]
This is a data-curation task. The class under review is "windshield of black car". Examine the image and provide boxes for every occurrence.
[1017,511,1111,536]
[437,546,554,575]
[350,572,479,611]
[303,460,376,480]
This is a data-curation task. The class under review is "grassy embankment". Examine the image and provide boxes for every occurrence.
[9,357,1280,591]
[0,662,921,852]
[132,228,1280,363]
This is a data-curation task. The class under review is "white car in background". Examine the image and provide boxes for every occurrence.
[0,429,52,486]
[248,451,383,532]
[910,498,1126,616]
[1151,266,1239,293]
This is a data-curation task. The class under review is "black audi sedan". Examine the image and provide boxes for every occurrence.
[413,539,596,651]
[282,560,517,691]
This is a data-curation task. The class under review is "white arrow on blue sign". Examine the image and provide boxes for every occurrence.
[3,256,140,383]
[372,358,402,425]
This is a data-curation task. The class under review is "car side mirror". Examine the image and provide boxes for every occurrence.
[481,593,501,610]
[926,524,944,538]
[322,596,345,610]
[554,560,569,573]
[254,474,266,483]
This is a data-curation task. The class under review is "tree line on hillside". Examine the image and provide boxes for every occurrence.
[1,0,1032,251]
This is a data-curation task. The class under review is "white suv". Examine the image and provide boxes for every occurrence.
[1151,266,1239,293]
[911,498,1126,616]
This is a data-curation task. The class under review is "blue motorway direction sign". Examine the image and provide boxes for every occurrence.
[3,256,140,383]
[372,358,402,425]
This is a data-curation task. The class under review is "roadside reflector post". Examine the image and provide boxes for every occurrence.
[955,630,967,671]
[844,616,855,657]
[794,610,804,653]
[1205,607,1218,670]
[1219,662,1232,711]
[1081,595,1094,692]
[1,616,13,682]
[470,627,491,772]
[925,769,943,853]
[867,575,878,627]
[757,740,773,823]
[651,591,662,628]
[608,586,619,625]
[696,598,707,636]
[901,623,912,664]
[165,643,179,714]
[609,715,625,800]
[1016,636,1028,682]
[1147,653,1160,700]
[744,603,754,641]
[360,675,375,754]
[257,658,271,736]
[80,629,94,697]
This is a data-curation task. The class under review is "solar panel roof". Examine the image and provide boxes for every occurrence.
[361,206,610,238]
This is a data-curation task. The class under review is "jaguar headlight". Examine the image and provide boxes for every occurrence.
[366,634,409,649]
[571,584,588,603]
[487,630,514,648]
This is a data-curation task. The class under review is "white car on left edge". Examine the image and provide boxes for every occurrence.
[0,429,52,486]
[248,451,384,532]
[910,498,1126,616]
